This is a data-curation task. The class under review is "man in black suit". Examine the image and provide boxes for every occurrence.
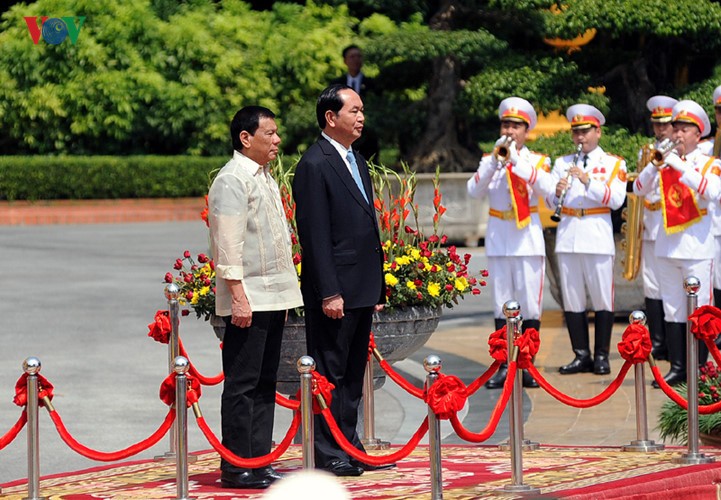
[330,45,379,161]
[293,84,388,476]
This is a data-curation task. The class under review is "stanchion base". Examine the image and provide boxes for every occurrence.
[361,438,391,450]
[622,440,665,452]
[671,453,715,464]
[153,452,198,464]
[22,497,48,500]
[502,484,541,495]
[497,439,540,452]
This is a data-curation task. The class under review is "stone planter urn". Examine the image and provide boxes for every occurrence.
[276,305,442,394]
[211,306,442,394]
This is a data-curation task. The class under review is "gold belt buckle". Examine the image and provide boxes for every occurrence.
[578,208,586,217]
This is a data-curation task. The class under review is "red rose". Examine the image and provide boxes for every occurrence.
[181,309,190,316]
[414,279,423,287]
[173,259,183,270]
[447,264,455,272]
[184,274,193,283]
[197,253,209,263]
[440,235,448,244]
[293,253,302,265]
[431,265,438,272]
[428,235,439,243]
[472,289,481,295]
[184,250,191,258]
[445,284,454,291]
[481,270,489,277]
[404,225,415,234]
[209,261,215,270]
[164,273,174,283]
[480,280,487,286]
[185,291,194,300]
[464,253,472,264]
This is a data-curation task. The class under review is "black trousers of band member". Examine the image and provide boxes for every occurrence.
[305,306,374,468]
[220,310,286,473]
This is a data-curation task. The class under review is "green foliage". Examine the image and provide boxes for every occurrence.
[0,156,223,200]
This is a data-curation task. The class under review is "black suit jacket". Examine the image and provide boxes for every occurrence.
[330,74,375,98]
[293,136,385,309]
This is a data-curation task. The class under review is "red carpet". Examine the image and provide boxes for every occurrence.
[2,445,721,499]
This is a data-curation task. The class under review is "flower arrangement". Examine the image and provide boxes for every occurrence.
[164,250,216,320]
[657,361,721,444]
[166,158,485,318]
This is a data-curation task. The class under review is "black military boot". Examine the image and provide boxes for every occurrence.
[653,322,686,388]
[521,319,540,388]
[593,310,614,375]
[486,318,509,389]
[559,312,593,374]
[645,298,667,361]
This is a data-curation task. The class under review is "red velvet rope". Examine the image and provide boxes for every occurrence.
[617,324,652,363]
[377,358,424,399]
[147,310,172,344]
[159,372,202,407]
[466,360,502,396]
[526,362,632,408]
[650,365,721,414]
[0,411,27,450]
[368,331,376,362]
[450,361,517,443]
[321,407,429,466]
[294,372,334,414]
[14,373,54,407]
[423,374,468,420]
[275,393,300,410]
[178,338,224,386]
[516,328,540,368]
[49,408,176,461]
[488,326,508,362]
[689,305,721,343]
[196,412,301,468]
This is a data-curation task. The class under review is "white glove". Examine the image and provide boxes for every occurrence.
[508,141,520,166]
[494,135,509,148]
[665,152,686,172]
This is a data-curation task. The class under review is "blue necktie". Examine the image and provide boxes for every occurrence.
[347,151,369,203]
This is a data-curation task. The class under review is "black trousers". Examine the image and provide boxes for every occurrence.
[220,310,286,473]
[305,306,374,467]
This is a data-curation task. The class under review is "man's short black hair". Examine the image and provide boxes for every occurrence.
[316,84,350,129]
[342,44,360,58]
[230,106,276,151]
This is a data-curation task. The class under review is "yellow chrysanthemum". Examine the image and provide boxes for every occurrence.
[454,277,468,291]
[382,240,392,251]
[410,249,421,260]
[383,262,392,271]
[427,282,441,297]
[395,256,411,266]
[296,263,302,276]
[199,286,211,296]
[385,273,399,286]
[406,281,417,290]
[191,294,199,305]
[424,263,432,272]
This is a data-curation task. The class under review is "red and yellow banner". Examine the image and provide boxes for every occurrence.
[506,166,531,229]
[659,167,703,234]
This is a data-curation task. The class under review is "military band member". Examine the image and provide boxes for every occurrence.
[548,104,627,376]
[698,85,721,308]
[634,99,721,387]
[638,96,678,361]
[467,97,554,388]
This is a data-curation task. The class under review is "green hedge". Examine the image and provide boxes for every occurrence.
[0,156,226,201]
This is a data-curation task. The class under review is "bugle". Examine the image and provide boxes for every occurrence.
[550,143,584,223]
[493,135,514,162]
[651,139,681,167]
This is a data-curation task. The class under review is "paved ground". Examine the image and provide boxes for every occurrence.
[0,202,671,484]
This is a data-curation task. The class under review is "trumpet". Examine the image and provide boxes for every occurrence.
[493,135,514,162]
[550,143,584,223]
[651,138,681,167]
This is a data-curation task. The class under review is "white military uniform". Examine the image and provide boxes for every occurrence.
[468,148,553,319]
[637,142,665,300]
[548,146,627,312]
[700,86,721,294]
[634,148,721,321]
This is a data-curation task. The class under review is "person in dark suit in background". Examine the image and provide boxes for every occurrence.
[330,45,379,161]
[292,84,391,477]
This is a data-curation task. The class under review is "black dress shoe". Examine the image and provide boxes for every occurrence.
[350,459,397,471]
[594,355,610,375]
[322,459,364,477]
[652,370,686,388]
[559,355,594,374]
[253,466,284,482]
[522,370,539,388]
[485,363,507,389]
[220,470,271,489]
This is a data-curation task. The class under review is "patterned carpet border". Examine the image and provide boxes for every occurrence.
[2,445,721,499]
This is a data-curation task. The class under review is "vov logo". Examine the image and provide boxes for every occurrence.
[24,17,86,45]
